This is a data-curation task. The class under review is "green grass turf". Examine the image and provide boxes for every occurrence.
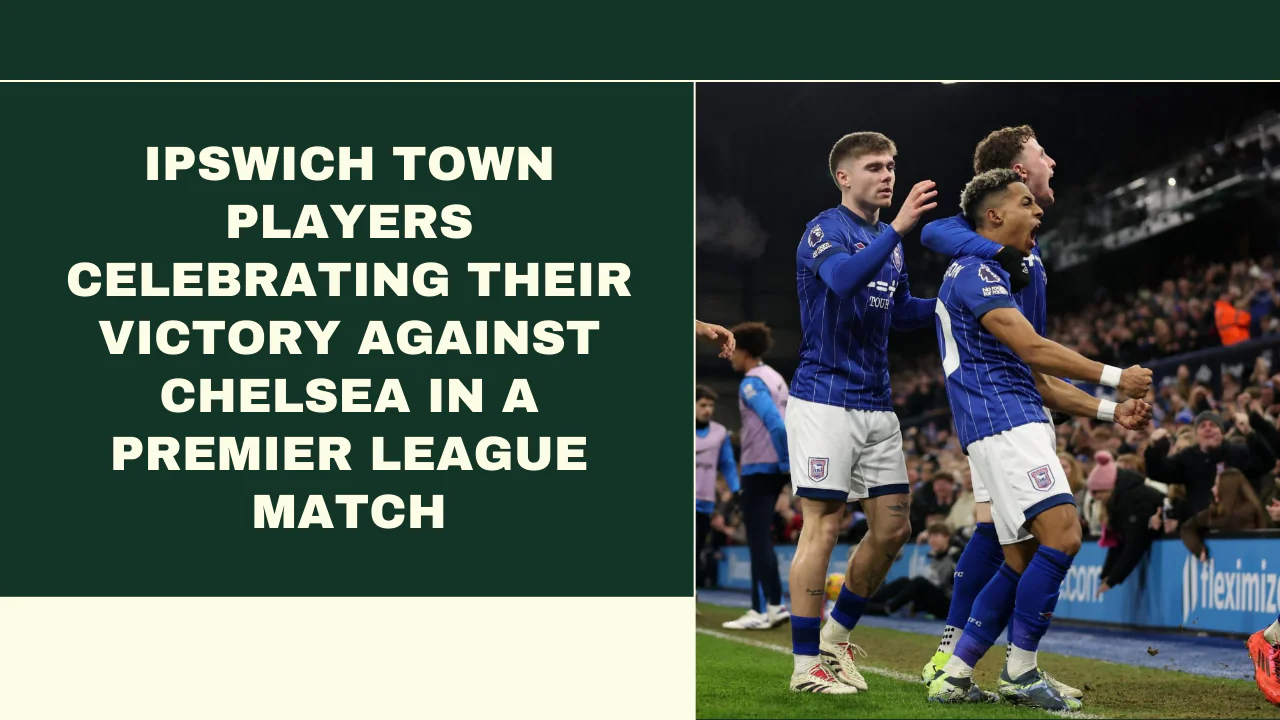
[696,603,1275,718]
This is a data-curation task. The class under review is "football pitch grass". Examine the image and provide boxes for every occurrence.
[696,603,1275,718]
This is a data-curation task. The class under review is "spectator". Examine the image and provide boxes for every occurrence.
[1081,451,1117,536]
[945,466,977,538]
[1115,453,1145,475]
[1180,469,1270,560]
[912,472,958,540]
[1060,452,1086,496]
[1090,464,1167,594]
[864,523,959,618]
[1144,411,1275,519]
[1214,285,1252,346]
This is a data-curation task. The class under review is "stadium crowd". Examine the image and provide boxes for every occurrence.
[698,248,1280,599]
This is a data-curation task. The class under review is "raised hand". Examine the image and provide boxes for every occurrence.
[890,180,939,236]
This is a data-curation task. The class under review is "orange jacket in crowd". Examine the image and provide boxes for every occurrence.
[1214,299,1251,346]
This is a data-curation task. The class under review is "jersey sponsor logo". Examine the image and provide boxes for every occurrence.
[1027,464,1054,491]
[807,225,825,247]
[741,383,757,399]
[978,265,1002,284]
[811,241,832,258]
[852,241,866,252]
[808,457,829,482]
[891,244,903,271]
[982,286,1009,297]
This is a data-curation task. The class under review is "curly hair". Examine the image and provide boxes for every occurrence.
[730,321,773,359]
[828,131,897,187]
[973,125,1037,174]
[959,168,1023,227]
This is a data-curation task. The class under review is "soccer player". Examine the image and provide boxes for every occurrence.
[696,385,739,589]
[785,131,939,695]
[1247,613,1280,706]
[721,322,792,631]
[918,125,1142,700]
[925,169,1152,710]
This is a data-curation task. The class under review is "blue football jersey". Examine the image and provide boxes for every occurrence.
[922,214,1048,335]
[935,256,1047,448]
[1020,245,1048,337]
[791,205,910,411]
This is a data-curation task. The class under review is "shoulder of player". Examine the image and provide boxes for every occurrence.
[942,255,998,281]
[800,210,853,247]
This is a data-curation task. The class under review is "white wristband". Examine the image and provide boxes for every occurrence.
[1099,365,1122,388]
[1097,399,1117,423]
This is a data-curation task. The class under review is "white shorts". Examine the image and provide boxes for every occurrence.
[971,406,1053,505]
[966,421,1075,545]
[785,396,909,502]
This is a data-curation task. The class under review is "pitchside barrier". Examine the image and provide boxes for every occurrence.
[715,530,1280,635]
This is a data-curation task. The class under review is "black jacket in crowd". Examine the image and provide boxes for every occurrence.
[1100,469,1166,588]
[1143,414,1276,519]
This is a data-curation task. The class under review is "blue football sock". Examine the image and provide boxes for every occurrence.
[945,523,1003,632]
[830,585,868,631]
[953,562,1021,668]
[1009,546,1073,653]
[792,615,820,656]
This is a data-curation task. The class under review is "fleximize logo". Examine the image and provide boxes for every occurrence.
[1182,555,1280,623]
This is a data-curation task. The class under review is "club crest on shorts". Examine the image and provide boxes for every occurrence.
[892,244,903,271]
[1027,464,1053,492]
[808,457,829,482]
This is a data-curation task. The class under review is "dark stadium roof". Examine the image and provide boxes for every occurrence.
[697,82,1280,258]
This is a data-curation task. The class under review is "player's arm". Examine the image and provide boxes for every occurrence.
[890,272,937,332]
[1033,371,1152,427]
[981,307,1152,399]
[922,214,1030,291]
[740,377,788,464]
[921,214,1003,259]
[806,180,937,299]
[1142,430,1183,484]
[718,434,740,494]
[811,228,904,299]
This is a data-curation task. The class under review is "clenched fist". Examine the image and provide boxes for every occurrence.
[1119,365,1153,399]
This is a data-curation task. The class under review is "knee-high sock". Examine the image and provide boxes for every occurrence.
[1009,546,1073,654]
[937,523,1002,656]
[950,563,1021,672]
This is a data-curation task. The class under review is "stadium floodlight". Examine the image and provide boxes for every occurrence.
[1168,177,1177,187]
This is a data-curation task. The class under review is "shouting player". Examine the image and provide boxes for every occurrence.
[919,125,1143,701]
[785,131,938,694]
[925,169,1152,710]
